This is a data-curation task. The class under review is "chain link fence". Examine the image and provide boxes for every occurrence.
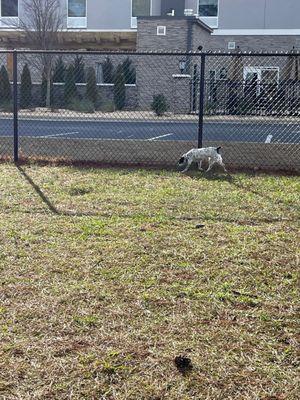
[0,50,299,172]
[0,51,14,159]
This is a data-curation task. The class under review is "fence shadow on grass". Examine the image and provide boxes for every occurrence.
[17,165,60,215]
[17,165,102,217]
[16,165,298,224]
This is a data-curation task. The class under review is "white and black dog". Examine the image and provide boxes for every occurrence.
[178,147,227,173]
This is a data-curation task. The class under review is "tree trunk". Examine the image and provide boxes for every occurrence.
[46,69,51,108]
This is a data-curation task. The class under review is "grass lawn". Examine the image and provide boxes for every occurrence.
[0,163,299,400]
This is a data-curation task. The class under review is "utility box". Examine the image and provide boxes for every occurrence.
[161,0,185,17]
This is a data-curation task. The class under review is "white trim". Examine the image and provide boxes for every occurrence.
[212,29,300,36]
[0,28,137,32]
[49,82,136,87]
[64,28,136,32]
[199,16,218,28]
[67,17,87,28]
[172,74,191,78]
[157,25,166,36]
[0,16,19,27]
[13,82,136,87]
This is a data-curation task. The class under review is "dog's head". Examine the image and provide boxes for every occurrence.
[177,155,187,170]
[178,156,186,165]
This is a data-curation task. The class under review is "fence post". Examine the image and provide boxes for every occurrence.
[13,50,19,162]
[198,53,206,148]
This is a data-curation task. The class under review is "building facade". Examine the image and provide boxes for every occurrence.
[135,0,299,113]
[1,0,299,35]
[0,0,299,114]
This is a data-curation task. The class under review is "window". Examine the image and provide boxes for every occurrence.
[157,26,166,36]
[209,70,216,81]
[131,0,151,28]
[67,0,87,28]
[1,0,18,17]
[132,0,151,17]
[199,0,218,17]
[0,0,18,27]
[261,69,279,84]
[198,0,218,28]
[68,0,86,17]
[219,67,228,80]
[244,67,279,84]
[243,66,279,97]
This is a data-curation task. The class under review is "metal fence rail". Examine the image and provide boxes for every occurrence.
[0,50,299,172]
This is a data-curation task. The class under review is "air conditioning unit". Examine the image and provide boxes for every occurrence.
[167,9,175,16]
[184,9,194,16]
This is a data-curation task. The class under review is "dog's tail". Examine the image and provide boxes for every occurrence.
[216,146,222,154]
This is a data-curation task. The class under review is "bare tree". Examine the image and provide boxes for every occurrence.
[18,0,64,108]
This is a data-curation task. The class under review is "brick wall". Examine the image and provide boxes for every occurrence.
[137,18,190,51]
[138,17,299,54]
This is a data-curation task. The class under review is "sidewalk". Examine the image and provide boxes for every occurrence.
[0,108,299,124]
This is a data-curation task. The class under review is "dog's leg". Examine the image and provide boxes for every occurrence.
[206,159,215,172]
[216,158,227,173]
[221,162,227,173]
[181,158,193,173]
[198,160,203,171]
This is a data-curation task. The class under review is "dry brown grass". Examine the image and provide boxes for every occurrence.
[0,163,299,399]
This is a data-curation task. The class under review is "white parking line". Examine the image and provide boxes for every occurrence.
[265,134,273,143]
[37,131,79,138]
[147,133,173,141]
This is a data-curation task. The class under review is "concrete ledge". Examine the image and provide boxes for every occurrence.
[1,137,299,172]
[0,137,13,159]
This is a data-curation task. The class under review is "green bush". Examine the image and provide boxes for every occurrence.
[103,57,114,83]
[86,67,98,105]
[101,100,115,113]
[74,55,85,83]
[121,57,136,84]
[151,94,168,116]
[64,65,78,106]
[113,64,126,110]
[69,99,95,113]
[0,65,12,105]
[0,100,13,112]
[20,64,32,109]
[205,101,217,115]
[53,57,66,83]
